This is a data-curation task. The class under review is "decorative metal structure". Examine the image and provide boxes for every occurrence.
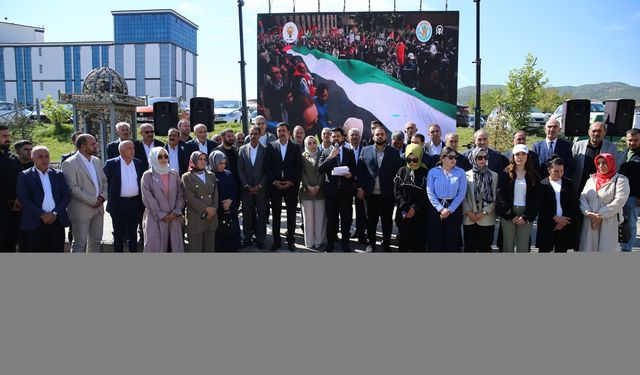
[59,67,146,160]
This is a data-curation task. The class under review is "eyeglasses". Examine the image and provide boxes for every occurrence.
[157,154,169,160]
[407,158,419,164]
[475,155,488,160]
[445,155,457,160]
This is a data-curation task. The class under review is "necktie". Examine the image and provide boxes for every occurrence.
[548,141,554,155]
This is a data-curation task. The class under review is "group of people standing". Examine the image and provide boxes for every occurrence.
[1,115,638,253]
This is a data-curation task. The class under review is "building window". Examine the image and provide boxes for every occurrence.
[39,64,43,74]
[38,47,42,57]
[40,82,44,91]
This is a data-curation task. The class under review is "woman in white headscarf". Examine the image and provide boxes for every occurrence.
[141,147,185,252]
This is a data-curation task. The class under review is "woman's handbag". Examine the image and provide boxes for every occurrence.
[614,176,631,243]
[217,211,236,236]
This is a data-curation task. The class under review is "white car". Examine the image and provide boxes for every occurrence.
[214,100,242,124]
[552,102,605,128]
[487,106,549,127]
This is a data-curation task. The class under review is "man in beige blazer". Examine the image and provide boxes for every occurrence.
[61,134,108,253]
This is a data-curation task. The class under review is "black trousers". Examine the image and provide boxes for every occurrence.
[396,210,426,252]
[353,192,367,240]
[463,224,495,252]
[325,188,353,247]
[23,220,65,252]
[111,198,143,253]
[270,185,298,244]
[0,208,18,252]
[427,203,463,252]
[366,194,395,249]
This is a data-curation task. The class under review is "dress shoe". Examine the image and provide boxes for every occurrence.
[288,242,296,252]
[324,244,335,253]
[256,242,265,250]
[271,242,281,251]
[342,244,351,252]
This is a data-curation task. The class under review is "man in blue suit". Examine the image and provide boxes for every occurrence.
[532,118,574,179]
[106,122,132,160]
[16,146,71,252]
[184,124,218,162]
[356,126,404,252]
[103,140,145,253]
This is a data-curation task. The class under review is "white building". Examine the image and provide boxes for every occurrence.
[0,9,198,108]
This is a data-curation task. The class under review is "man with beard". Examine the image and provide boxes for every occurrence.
[314,83,330,129]
[292,125,306,149]
[178,119,193,143]
[12,140,34,171]
[263,66,285,122]
[0,124,22,252]
[214,129,240,194]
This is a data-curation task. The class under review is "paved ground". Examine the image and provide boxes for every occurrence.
[66,205,640,253]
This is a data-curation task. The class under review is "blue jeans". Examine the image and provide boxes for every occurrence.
[621,195,638,251]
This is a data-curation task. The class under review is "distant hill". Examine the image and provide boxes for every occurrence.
[457,82,640,105]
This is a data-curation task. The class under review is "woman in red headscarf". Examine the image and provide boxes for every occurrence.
[579,153,630,252]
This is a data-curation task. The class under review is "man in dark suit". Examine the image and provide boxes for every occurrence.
[503,130,540,171]
[106,122,132,160]
[618,128,640,252]
[238,125,268,249]
[532,118,574,179]
[1,124,24,252]
[319,127,357,252]
[103,140,145,253]
[424,124,446,156]
[165,127,189,176]
[16,146,71,252]
[347,127,367,244]
[215,128,240,190]
[265,122,302,251]
[185,123,218,162]
[357,126,404,252]
[444,132,472,171]
[134,123,165,171]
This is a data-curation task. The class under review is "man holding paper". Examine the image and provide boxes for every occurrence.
[318,127,356,252]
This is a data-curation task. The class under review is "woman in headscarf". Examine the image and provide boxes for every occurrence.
[579,153,630,252]
[299,135,326,250]
[140,147,185,252]
[394,143,429,252]
[462,147,498,252]
[536,156,579,253]
[209,150,240,252]
[182,151,218,252]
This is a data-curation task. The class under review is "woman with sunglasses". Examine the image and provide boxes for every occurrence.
[536,156,579,252]
[496,144,541,253]
[394,143,429,252]
[462,148,498,252]
[140,147,185,252]
[578,153,629,252]
[426,146,467,252]
[182,151,218,252]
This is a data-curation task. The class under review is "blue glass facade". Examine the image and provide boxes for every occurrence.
[23,47,33,106]
[159,43,170,96]
[135,44,145,96]
[181,49,186,99]
[63,46,72,94]
[92,46,100,69]
[0,48,5,101]
[170,45,176,97]
[72,46,81,93]
[192,55,197,97]
[101,45,109,67]
[115,44,124,77]
[113,12,197,54]
[15,47,25,105]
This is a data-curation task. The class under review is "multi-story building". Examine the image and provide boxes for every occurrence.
[0,9,198,108]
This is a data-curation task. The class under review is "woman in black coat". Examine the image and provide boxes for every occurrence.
[535,156,578,252]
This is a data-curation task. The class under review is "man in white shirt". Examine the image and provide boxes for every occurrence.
[185,123,218,161]
[348,127,367,244]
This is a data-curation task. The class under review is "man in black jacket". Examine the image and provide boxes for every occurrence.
[319,127,357,252]
[356,126,403,252]
[619,128,640,252]
[0,124,22,252]
[134,123,165,170]
[265,122,302,251]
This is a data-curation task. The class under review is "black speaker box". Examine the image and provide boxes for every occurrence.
[190,97,214,132]
[562,99,591,137]
[153,101,178,136]
[604,99,636,136]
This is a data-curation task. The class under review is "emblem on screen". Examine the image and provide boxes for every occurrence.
[416,20,433,43]
[282,22,299,44]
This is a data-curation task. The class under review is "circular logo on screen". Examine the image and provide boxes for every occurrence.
[416,21,433,43]
[435,25,444,36]
[282,22,299,44]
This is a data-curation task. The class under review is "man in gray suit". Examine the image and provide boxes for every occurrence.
[572,121,619,193]
[237,125,268,249]
[61,134,108,253]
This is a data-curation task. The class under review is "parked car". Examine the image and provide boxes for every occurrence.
[468,114,486,128]
[29,103,74,124]
[552,101,605,128]
[0,101,31,124]
[633,105,640,129]
[487,106,549,128]
[136,97,189,125]
[214,100,242,124]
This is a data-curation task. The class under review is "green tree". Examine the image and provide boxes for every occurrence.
[503,54,548,130]
[467,88,506,115]
[41,95,72,133]
[536,87,571,114]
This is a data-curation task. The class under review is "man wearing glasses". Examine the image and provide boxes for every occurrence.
[463,129,508,174]
[134,123,165,171]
